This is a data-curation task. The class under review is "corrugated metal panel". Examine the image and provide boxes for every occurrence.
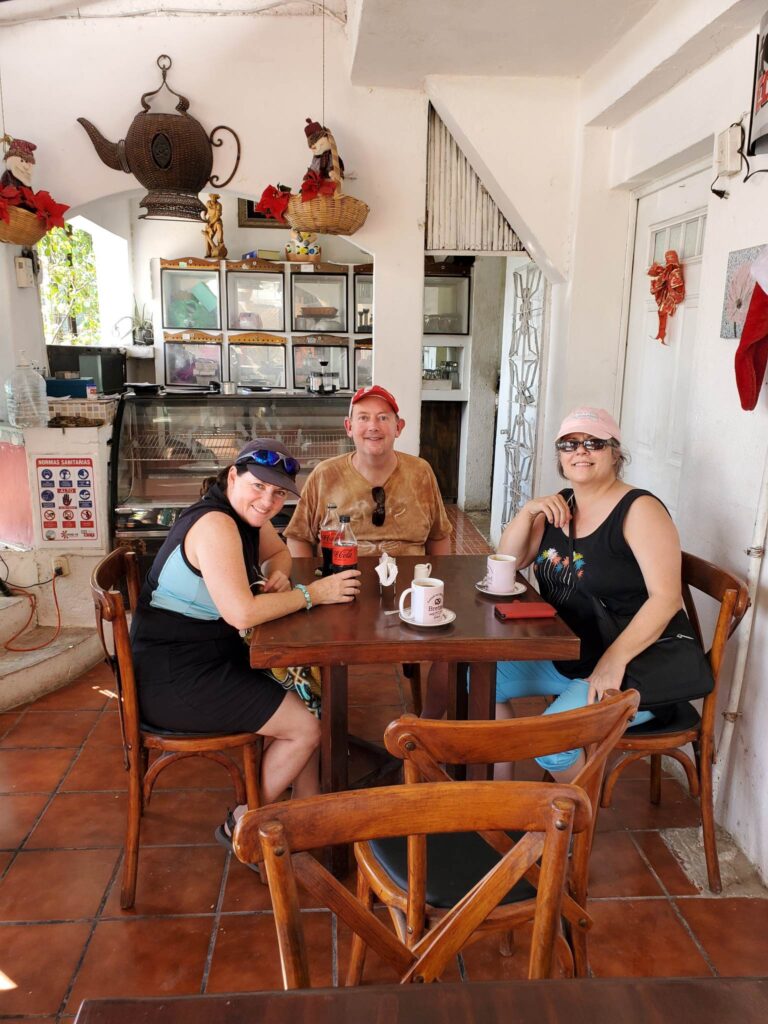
[426,105,525,254]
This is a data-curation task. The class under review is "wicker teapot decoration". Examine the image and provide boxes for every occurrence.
[78,55,241,221]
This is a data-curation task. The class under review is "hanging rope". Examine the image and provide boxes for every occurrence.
[321,0,326,128]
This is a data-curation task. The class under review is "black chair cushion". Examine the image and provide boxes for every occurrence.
[369,831,536,909]
[140,722,249,740]
[625,701,700,737]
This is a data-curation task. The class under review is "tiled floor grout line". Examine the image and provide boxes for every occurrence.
[200,853,231,993]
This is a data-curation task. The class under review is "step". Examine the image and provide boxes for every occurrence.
[0,626,103,711]
[0,594,34,646]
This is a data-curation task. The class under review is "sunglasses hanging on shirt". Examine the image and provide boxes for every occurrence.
[371,486,386,527]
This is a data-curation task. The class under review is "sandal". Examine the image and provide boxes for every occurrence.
[215,809,262,873]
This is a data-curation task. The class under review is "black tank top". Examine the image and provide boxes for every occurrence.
[131,482,261,645]
[533,488,666,678]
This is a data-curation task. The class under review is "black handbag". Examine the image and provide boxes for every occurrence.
[567,516,713,710]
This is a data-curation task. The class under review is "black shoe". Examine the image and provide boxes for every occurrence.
[215,810,262,874]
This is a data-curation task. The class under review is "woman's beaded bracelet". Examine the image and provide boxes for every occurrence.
[294,583,312,611]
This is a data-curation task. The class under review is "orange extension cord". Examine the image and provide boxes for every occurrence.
[3,574,62,652]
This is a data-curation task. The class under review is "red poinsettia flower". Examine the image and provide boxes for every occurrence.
[30,190,70,229]
[300,170,337,203]
[255,184,292,224]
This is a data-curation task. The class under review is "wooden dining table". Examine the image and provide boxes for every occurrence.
[249,555,579,799]
[74,977,768,1024]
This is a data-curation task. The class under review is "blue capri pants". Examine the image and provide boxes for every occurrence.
[495,660,654,772]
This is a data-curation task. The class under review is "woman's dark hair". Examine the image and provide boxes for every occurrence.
[556,440,631,480]
[200,463,250,497]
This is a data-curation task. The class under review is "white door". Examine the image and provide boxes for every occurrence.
[490,258,547,546]
[620,167,710,518]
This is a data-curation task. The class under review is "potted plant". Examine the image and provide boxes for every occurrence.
[114,300,154,346]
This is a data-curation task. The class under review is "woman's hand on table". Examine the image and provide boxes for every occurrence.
[261,570,292,594]
[309,570,362,605]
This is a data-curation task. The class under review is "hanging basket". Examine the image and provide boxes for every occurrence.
[284,131,369,236]
[0,207,47,246]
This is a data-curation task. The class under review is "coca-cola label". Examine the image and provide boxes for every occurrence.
[320,529,339,548]
[332,544,358,567]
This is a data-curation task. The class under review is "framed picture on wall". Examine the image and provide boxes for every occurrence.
[748,14,768,155]
[237,198,286,229]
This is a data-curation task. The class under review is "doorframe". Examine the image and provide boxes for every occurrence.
[614,158,712,420]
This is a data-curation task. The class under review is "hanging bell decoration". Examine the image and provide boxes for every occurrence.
[78,55,241,221]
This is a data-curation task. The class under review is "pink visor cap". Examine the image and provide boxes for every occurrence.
[556,407,621,442]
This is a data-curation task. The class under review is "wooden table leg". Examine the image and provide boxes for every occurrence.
[320,664,350,876]
[467,661,496,781]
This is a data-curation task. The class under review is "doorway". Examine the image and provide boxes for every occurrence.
[620,165,710,517]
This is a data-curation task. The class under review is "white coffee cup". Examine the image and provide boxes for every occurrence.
[414,562,432,580]
[399,577,444,625]
[484,553,517,593]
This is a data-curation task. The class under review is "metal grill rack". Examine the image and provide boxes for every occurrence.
[126,430,353,468]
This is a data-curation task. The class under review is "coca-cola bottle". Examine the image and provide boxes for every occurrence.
[332,515,358,573]
[319,503,340,577]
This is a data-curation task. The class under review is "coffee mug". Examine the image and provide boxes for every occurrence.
[414,562,432,580]
[399,577,444,625]
[484,553,517,593]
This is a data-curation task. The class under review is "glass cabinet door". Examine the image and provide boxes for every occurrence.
[422,344,464,390]
[292,342,349,390]
[161,269,221,330]
[354,345,372,388]
[292,273,347,332]
[226,271,284,331]
[354,274,373,333]
[423,276,470,334]
[165,341,222,385]
[229,342,286,388]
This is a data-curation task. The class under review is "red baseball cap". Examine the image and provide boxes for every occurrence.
[348,385,400,415]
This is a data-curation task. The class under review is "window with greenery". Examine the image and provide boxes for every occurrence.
[38,225,101,345]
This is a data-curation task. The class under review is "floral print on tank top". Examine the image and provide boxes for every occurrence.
[533,545,585,606]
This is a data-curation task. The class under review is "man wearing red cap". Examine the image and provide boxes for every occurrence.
[285,384,452,557]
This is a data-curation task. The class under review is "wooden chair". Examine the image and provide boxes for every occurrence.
[349,689,640,981]
[601,552,750,893]
[91,546,264,909]
[233,780,590,986]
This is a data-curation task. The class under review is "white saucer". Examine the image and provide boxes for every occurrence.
[475,580,526,598]
[398,608,457,628]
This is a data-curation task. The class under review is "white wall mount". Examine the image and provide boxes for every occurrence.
[716,125,743,177]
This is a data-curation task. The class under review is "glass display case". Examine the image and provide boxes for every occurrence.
[354,273,373,334]
[165,340,223,386]
[422,344,464,391]
[292,339,349,391]
[228,338,287,388]
[161,265,221,330]
[423,275,470,334]
[354,344,372,389]
[110,393,354,568]
[226,269,284,331]
[292,272,347,332]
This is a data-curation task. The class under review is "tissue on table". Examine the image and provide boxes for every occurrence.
[375,553,398,588]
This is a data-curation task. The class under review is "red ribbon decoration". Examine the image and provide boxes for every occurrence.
[647,249,685,344]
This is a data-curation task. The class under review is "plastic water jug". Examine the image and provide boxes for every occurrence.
[5,351,48,428]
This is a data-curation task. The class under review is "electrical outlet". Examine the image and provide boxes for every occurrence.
[52,556,70,578]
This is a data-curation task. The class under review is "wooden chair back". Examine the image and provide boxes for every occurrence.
[234,781,591,986]
[91,546,143,758]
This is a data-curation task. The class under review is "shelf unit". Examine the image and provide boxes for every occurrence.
[152,257,374,393]
[421,262,472,403]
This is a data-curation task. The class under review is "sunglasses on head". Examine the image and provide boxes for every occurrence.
[372,486,386,527]
[236,449,300,476]
[555,438,617,453]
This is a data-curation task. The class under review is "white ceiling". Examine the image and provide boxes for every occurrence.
[350,0,660,87]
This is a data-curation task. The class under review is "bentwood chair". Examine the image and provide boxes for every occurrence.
[233,781,590,986]
[91,546,264,909]
[601,552,749,893]
[349,689,640,981]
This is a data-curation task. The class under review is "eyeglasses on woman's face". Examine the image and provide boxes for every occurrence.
[235,449,300,476]
[555,437,617,453]
[371,486,386,527]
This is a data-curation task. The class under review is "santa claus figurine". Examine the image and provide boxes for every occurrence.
[1,136,36,191]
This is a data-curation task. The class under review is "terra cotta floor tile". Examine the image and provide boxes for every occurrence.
[31,678,111,711]
[0,793,49,848]
[0,848,118,921]
[596,778,702,832]
[26,791,127,849]
[675,897,768,975]
[588,831,663,898]
[0,709,101,749]
[0,921,91,1014]
[0,748,76,794]
[102,845,226,918]
[632,830,700,896]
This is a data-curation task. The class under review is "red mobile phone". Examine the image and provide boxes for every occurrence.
[494,600,557,621]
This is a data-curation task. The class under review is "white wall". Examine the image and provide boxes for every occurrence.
[0,16,427,452]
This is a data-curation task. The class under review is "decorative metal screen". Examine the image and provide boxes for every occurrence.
[499,264,548,529]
